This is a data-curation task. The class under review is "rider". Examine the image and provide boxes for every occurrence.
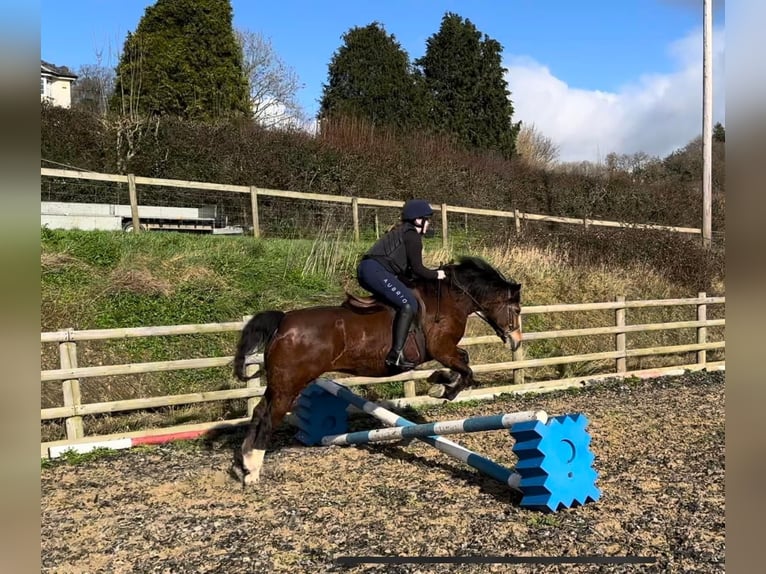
[357,199,446,371]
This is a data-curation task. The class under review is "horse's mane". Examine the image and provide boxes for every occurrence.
[448,256,519,300]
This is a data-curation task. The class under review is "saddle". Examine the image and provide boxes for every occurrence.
[343,292,386,312]
[342,291,428,365]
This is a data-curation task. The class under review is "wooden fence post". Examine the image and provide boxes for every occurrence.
[697,291,707,366]
[513,315,524,385]
[441,203,449,249]
[615,296,626,373]
[249,186,260,238]
[374,210,380,239]
[59,337,84,440]
[352,197,360,241]
[403,380,416,399]
[243,315,261,417]
[514,208,521,235]
[127,173,140,233]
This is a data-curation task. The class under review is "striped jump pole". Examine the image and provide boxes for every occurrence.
[321,410,548,446]
[47,428,209,459]
[295,378,601,512]
[307,377,527,492]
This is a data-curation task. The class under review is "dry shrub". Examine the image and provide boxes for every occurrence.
[106,266,174,296]
[104,254,229,297]
[158,253,235,290]
[422,242,714,382]
[41,252,90,273]
[302,228,358,280]
[177,265,226,287]
[425,242,679,306]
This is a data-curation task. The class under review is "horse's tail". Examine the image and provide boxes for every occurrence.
[234,310,286,382]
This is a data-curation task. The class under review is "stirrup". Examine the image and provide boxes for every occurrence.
[385,350,416,371]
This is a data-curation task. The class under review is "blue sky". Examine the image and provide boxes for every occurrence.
[40,0,725,162]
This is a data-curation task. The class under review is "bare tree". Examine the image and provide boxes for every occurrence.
[514,123,559,168]
[72,48,115,117]
[555,160,607,178]
[236,29,307,128]
[73,68,115,117]
[112,35,158,174]
[605,151,658,173]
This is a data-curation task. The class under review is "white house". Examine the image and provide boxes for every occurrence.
[41,60,77,108]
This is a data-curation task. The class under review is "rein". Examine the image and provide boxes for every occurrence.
[435,277,442,323]
[448,272,511,337]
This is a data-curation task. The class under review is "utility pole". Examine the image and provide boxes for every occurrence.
[702,0,713,249]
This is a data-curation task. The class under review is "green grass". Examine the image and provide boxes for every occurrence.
[528,513,561,528]
[41,227,359,329]
[435,399,485,412]
[40,441,210,469]
[41,446,125,468]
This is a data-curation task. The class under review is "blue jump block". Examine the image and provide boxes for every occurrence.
[510,413,601,512]
[294,382,349,446]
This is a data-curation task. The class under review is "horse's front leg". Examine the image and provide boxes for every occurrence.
[428,346,475,401]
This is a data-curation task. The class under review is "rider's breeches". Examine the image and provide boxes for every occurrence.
[356,259,419,314]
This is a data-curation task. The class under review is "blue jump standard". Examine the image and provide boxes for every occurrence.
[294,378,601,512]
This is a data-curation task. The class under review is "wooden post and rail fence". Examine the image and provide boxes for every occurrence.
[40,168,706,246]
[40,294,725,457]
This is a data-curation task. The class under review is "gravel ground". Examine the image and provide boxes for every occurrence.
[41,371,724,573]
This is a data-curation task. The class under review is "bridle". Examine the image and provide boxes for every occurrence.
[448,272,520,341]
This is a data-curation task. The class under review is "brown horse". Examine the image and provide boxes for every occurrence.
[232,256,522,484]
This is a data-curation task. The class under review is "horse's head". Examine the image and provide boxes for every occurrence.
[447,256,522,351]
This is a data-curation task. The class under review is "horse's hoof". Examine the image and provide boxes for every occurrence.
[231,464,260,488]
[428,384,447,399]
[426,371,452,386]
[243,472,259,487]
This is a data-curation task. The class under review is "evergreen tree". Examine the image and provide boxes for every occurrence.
[112,0,250,120]
[319,22,429,130]
[416,12,520,157]
[712,122,725,143]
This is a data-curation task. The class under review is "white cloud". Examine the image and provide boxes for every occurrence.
[505,27,725,163]
[252,97,313,131]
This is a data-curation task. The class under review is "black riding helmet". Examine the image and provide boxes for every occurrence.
[402,199,434,222]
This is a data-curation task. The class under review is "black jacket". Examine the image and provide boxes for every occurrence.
[364,223,438,280]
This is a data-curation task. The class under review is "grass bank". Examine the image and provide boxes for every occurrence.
[40,228,724,441]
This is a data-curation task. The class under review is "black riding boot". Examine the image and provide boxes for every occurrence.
[385,304,417,371]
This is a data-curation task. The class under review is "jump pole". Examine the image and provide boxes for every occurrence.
[321,410,548,446]
[309,377,527,491]
[47,428,210,459]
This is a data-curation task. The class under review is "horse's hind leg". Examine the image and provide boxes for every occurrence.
[239,386,302,486]
[238,394,272,486]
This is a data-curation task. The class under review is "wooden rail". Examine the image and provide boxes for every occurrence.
[41,167,704,245]
[40,295,725,456]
